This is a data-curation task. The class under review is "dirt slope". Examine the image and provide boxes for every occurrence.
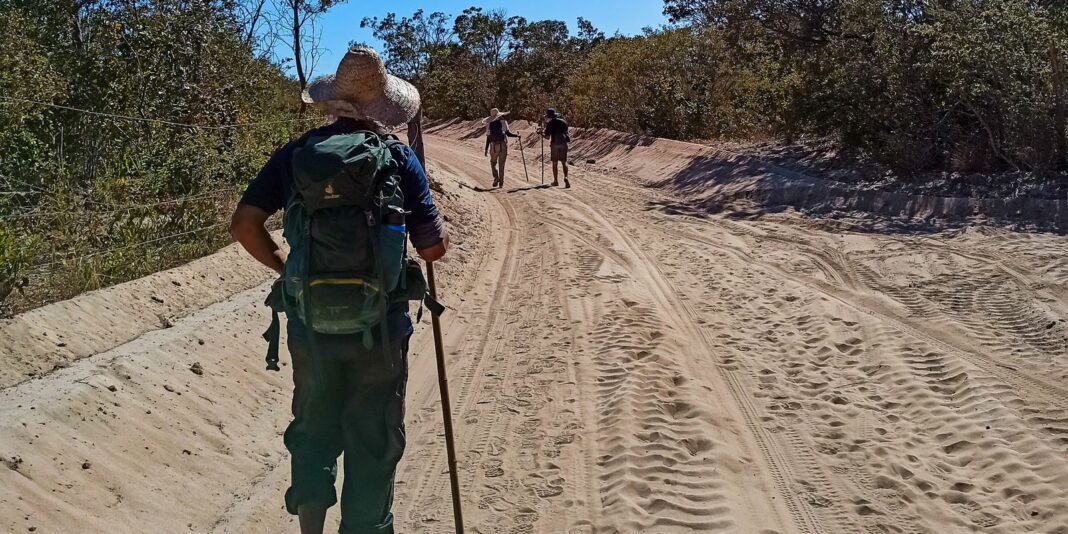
[427,118,1068,232]
[3,122,1068,534]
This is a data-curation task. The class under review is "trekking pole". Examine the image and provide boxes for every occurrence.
[426,262,465,534]
[540,131,545,185]
[517,136,530,183]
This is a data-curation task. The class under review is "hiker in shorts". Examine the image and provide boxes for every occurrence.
[483,108,520,188]
[542,108,571,188]
[229,47,448,534]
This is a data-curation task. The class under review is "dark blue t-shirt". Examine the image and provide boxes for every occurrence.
[240,119,446,251]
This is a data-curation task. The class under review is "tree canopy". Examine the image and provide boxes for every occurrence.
[368,1,1067,174]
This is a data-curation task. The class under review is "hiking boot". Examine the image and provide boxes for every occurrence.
[552,180,559,187]
[564,179,571,189]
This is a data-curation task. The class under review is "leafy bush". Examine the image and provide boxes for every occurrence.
[0,0,309,313]
[0,226,37,303]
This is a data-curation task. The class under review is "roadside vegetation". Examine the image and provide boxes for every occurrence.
[0,0,320,314]
[368,1,1067,174]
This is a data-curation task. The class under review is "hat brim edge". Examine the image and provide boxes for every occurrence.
[303,73,420,128]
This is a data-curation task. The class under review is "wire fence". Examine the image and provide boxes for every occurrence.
[0,188,236,222]
[30,221,230,271]
[0,96,307,314]
[0,96,321,130]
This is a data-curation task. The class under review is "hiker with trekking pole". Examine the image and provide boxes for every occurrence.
[229,47,452,534]
[483,108,521,188]
[542,108,571,188]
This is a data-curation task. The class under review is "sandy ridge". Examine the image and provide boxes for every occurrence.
[0,241,277,390]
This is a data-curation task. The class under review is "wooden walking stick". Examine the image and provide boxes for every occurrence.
[517,136,530,183]
[427,262,464,534]
[407,110,465,534]
[540,129,545,185]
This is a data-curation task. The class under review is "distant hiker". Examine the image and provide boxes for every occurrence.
[229,47,448,534]
[483,108,520,188]
[542,108,571,188]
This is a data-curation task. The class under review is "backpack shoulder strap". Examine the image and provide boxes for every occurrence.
[383,138,410,165]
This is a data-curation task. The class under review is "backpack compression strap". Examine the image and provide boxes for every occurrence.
[263,279,285,371]
[421,292,446,321]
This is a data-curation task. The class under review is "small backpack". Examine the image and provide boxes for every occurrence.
[487,119,506,142]
[261,131,434,370]
[553,118,571,143]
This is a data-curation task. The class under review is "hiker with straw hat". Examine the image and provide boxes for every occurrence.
[483,107,520,188]
[230,46,449,534]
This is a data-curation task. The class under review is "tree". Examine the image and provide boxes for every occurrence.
[360,9,453,81]
[453,7,518,68]
[272,0,347,97]
[365,7,605,120]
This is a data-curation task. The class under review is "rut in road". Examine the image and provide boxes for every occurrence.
[409,140,801,534]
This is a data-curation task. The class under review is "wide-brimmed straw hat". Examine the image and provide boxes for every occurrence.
[302,46,420,130]
[483,108,509,124]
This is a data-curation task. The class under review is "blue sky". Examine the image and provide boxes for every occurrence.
[305,0,668,77]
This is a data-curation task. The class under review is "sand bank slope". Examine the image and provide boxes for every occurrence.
[0,171,490,534]
[0,243,277,389]
[430,118,1068,231]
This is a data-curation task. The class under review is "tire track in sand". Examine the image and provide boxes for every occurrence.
[521,185,817,534]
[417,149,596,532]
[392,157,527,531]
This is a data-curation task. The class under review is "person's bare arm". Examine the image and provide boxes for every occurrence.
[229,203,285,274]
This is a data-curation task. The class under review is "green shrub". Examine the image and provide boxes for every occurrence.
[0,226,37,304]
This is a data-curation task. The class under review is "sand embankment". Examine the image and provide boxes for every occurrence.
[430,117,1068,231]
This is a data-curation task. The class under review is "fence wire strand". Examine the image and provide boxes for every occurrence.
[1,95,321,130]
[31,221,230,272]
[1,93,307,312]
[1,188,236,222]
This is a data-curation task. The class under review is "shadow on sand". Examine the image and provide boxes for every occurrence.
[507,185,553,193]
[649,153,1068,235]
[463,184,554,194]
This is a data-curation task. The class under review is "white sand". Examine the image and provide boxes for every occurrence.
[2,122,1066,533]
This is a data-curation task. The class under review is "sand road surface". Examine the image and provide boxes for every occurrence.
[2,122,1068,534]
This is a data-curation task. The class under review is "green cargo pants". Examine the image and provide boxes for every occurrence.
[283,313,411,534]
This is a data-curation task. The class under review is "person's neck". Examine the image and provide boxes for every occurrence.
[332,117,377,132]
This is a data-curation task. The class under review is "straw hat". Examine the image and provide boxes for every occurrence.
[483,108,509,124]
[302,46,420,130]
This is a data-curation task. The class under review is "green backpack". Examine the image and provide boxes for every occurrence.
[261,130,436,371]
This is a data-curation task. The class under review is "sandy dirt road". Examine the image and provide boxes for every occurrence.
[2,124,1068,534]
